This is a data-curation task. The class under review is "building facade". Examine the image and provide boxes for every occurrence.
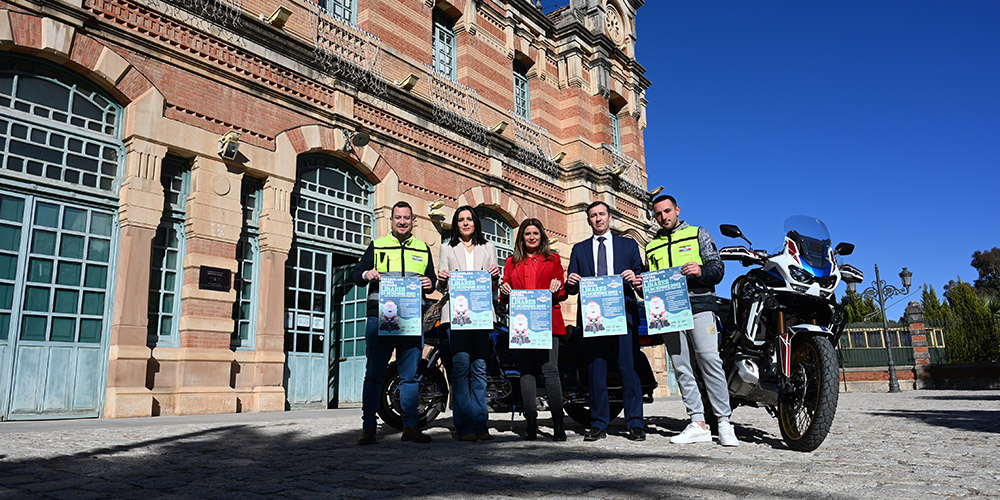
[0,0,659,420]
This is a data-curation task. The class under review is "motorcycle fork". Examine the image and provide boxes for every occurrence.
[775,311,793,378]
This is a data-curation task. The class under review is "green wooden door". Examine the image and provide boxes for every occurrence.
[0,192,114,419]
[284,246,332,409]
[330,264,366,406]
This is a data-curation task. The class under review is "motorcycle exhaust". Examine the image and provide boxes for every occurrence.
[728,358,779,405]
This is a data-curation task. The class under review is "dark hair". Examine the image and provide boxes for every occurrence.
[448,205,488,246]
[391,201,413,216]
[651,194,678,207]
[511,218,554,266]
[586,200,611,217]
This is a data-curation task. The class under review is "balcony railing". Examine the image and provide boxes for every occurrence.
[509,111,560,178]
[310,2,387,96]
[427,65,488,144]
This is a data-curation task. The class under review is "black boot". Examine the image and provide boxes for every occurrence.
[552,412,566,442]
[524,412,538,441]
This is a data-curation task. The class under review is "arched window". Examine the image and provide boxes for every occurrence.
[0,56,123,198]
[475,207,513,269]
[294,155,375,254]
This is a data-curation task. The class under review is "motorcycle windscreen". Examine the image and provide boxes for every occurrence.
[783,215,832,276]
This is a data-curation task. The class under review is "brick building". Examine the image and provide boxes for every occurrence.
[0,0,657,420]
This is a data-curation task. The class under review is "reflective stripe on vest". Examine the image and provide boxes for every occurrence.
[645,225,702,271]
[373,234,430,276]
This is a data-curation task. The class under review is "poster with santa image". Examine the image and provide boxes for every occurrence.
[579,275,627,337]
[378,276,422,336]
[641,267,693,334]
[448,270,495,330]
[508,289,552,349]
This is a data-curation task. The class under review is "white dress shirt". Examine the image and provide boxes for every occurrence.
[591,233,614,276]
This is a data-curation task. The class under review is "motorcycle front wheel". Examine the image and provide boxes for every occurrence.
[378,359,449,430]
[777,335,839,452]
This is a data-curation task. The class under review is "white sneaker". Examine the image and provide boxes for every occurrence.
[670,422,712,444]
[718,421,740,447]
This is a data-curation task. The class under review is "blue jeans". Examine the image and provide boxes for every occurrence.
[449,328,489,436]
[362,316,423,429]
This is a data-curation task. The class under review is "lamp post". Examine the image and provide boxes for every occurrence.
[848,265,912,393]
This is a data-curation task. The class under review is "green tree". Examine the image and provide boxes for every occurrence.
[921,284,952,322]
[943,281,1000,364]
[841,290,880,324]
[971,248,1000,299]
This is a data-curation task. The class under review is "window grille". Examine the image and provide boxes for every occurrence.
[476,208,513,270]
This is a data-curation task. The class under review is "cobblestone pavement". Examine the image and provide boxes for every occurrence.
[1,389,997,499]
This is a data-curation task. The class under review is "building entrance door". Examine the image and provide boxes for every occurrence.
[0,191,115,420]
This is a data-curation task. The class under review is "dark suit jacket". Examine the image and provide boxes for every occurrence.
[566,234,644,329]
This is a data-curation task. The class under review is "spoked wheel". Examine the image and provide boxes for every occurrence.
[378,360,448,430]
[778,335,839,452]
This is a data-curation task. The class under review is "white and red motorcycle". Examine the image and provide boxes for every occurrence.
[715,216,863,451]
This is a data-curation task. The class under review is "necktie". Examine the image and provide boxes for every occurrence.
[597,236,608,276]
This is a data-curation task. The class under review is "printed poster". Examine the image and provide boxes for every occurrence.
[579,275,627,337]
[642,267,694,334]
[378,276,422,336]
[449,270,495,330]
[508,289,552,349]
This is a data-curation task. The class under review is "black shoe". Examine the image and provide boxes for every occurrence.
[401,427,432,443]
[524,413,538,441]
[628,427,647,442]
[552,418,566,442]
[583,428,607,442]
[357,428,377,446]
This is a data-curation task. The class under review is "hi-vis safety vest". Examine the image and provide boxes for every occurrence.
[373,234,430,276]
[646,225,702,271]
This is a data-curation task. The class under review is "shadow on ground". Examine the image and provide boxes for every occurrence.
[0,416,851,500]
[867,408,1000,434]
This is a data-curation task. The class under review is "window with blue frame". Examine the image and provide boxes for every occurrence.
[232,177,261,349]
[513,60,530,120]
[609,109,622,152]
[147,155,188,347]
[320,0,356,25]
[433,9,457,80]
[475,208,513,271]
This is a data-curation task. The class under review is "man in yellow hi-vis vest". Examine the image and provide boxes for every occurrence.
[352,201,436,445]
[637,194,739,447]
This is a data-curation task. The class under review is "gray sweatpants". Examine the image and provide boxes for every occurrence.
[670,311,731,423]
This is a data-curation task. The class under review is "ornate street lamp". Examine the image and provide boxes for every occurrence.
[847,265,912,393]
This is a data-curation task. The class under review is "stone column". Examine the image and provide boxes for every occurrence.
[907,301,933,389]
[104,138,166,418]
[155,155,242,415]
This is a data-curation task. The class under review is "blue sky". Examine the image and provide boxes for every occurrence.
[632,1,1000,317]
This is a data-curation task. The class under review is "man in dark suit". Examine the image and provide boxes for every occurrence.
[566,201,646,442]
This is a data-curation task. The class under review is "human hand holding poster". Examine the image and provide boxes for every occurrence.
[579,275,627,337]
[449,270,495,330]
[378,276,422,336]
[642,267,693,334]
[508,289,552,349]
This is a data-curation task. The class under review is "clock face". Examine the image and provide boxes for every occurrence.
[605,4,624,44]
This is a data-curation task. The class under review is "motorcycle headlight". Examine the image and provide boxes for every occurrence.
[789,265,814,283]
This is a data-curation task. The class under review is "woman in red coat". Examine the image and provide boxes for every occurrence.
[500,218,568,441]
